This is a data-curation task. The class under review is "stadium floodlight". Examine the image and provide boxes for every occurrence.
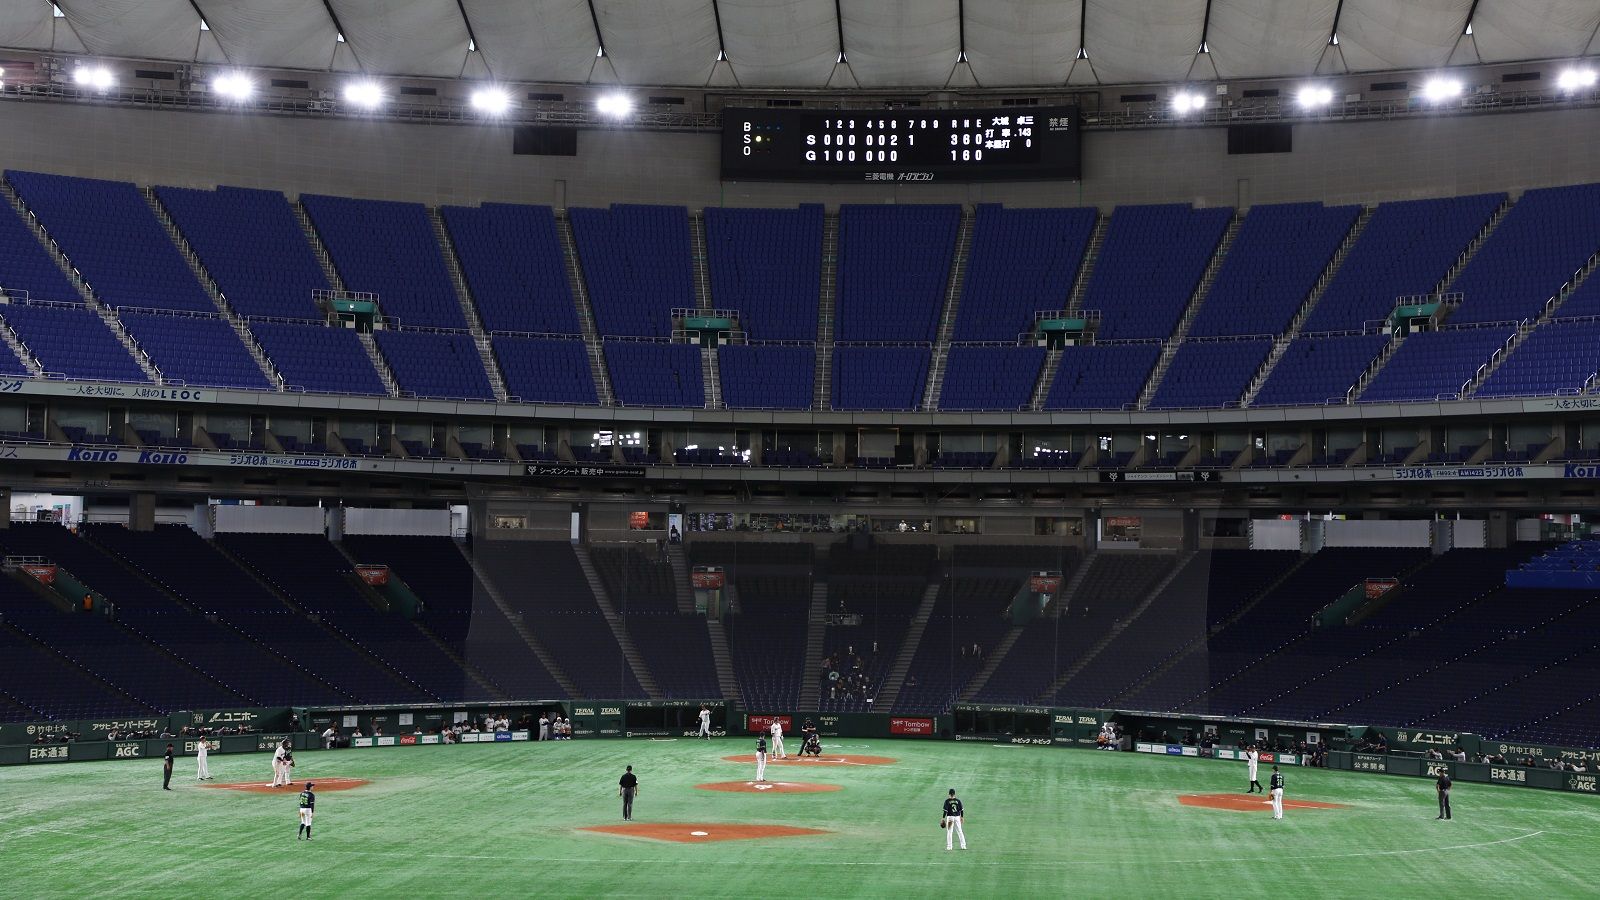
[73,64,115,91]
[1556,68,1597,93]
[1296,85,1334,109]
[470,86,511,115]
[343,79,385,109]
[211,72,254,102]
[1421,77,1463,103]
[595,92,634,118]
[1170,91,1206,114]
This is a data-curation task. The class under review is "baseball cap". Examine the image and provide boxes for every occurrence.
[306,782,315,788]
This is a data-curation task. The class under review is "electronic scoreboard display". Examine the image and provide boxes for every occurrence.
[721,106,1081,183]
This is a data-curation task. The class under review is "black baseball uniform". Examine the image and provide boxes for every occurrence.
[162,746,174,790]
[1436,772,1452,819]
[1269,771,1284,791]
[943,796,964,818]
[619,770,639,821]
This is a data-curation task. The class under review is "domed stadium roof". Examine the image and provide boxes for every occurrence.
[2,0,1597,88]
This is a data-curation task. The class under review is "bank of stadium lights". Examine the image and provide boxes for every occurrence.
[73,64,114,92]
[1296,85,1334,109]
[343,79,386,109]
[211,72,255,103]
[470,86,511,116]
[1421,77,1463,104]
[595,92,634,118]
[1557,68,1597,93]
[1170,90,1207,115]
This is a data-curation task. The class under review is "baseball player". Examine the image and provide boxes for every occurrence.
[296,782,316,840]
[698,706,712,740]
[619,765,639,820]
[942,789,967,850]
[271,740,288,787]
[1269,766,1285,820]
[802,731,822,756]
[1245,745,1262,794]
[1436,770,1453,820]
[195,737,212,781]
[769,719,786,759]
[755,735,769,782]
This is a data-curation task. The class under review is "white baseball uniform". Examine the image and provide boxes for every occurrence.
[769,720,785,758]
[271,744,287,786]
[699,709,712,739]
[195,739,211,780]
[1246,749,1259,784]
[755,738,768,782]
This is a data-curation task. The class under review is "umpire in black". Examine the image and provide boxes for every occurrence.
[619,765,639,821]
[162,744,174,790]
[1436,769,1453,820]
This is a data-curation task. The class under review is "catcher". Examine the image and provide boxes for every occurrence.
[801,731,822,756]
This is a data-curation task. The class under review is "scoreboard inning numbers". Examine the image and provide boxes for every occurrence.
[721,106,1081,183]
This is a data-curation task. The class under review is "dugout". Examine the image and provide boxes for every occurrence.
[621,700,727,737]
[954,705,1053,742]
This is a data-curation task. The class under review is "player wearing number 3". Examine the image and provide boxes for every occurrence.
[942,788,967,850]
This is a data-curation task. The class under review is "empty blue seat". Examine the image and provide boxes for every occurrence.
[1148,339,1273,409]
[1361,327,1515,402]
[604,341,704,407]
[718,344,814,410]
[1043,343,1160,410]
[705,206,823,341]
[155,185,328,319]
[120,312,273,390]
[835,205,961,342]
[440,203,581,334]
[0,303,148,383]
[1253,333,1388,406]
[249,321,388,396]
[492,335,598,405]
[570,205,694,337]
[938,345,1045,410]
[373,329,494,400]
[300,194,466,329]
[1082,204,1234,340]
[951,205,1098,342]
[832,346,929,410]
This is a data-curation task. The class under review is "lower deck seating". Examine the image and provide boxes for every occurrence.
[1253,333,1388,407]
[0,303,147,383]
[1361,327,1514,402]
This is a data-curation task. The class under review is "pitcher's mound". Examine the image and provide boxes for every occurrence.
[580,823,831,843]
[1179,792,1349,812]
[204,777,370,794]
[696,781,842,794]
[721,754,897,766]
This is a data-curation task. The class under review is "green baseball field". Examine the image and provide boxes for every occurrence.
[1,739,1594,897]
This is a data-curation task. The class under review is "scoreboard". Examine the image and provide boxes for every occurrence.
[721,106,1081,183]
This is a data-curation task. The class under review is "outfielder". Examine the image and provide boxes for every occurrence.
[755,735,769,782]
[1269,766,1285,819]
[769,719,786,759]
[942,789,967,850]
[698,706,712,740]
[1245,745,1262,794]
[195,738,212,781]
[296,782,316,840]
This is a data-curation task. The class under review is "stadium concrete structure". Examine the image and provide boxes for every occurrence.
[3,3,1600,894]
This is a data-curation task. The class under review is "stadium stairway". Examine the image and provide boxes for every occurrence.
[1064,212,1108,315]
[553,210,615,407]
[919,207,975,411]
[813,213,839,409]
[1037,550,1194,703]
[428,207,508,401]
[689,210,712,311]
[1461,254,1600,398]
[571,545,663,699]
[869,578,944,710]
[1135,211,1243,409]
[290,199,345,291]
[454,541,579,697]
[955,624,1025,702]
[704,618,743,704]
[796,574,831,709]
[329,539,505,701]
[665,543,696,615]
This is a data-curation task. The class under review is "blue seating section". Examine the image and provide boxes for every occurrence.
[299,194,466,328]
[0,303,147,382]
[1149,339,1273,409]
[1360,327,1515,402]
[492,335,597,405]
[1043,343,1160,410]
[1253,332,1388,407]
[120,312,273,390]
[952,205,1097,341]
[373,329,494,400]
[604,341,704,407]
[569,205,694,337]
[1189,203,1359,337]
[834,205,960,342]
[832,345,929,410]
[0,202,79,301]
[938,345,1045,410]
[1302,194,1503,332]
[249,321,388,396]
[718,344,814,410]
[1452,184,1600,324]
[704,205,823,340]
[1477,320,1600,398]
[1552,272,1600,318]
[1083,204,1233,340]
[0,333,28,375]
[155,185,327,319]
[439,203,580,335]
[6,171,214,312]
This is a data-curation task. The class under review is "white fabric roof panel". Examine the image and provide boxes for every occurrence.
[458,0,599,83]
[962,0,1083,87]
[838,0,960,87]
[0,2,56,51]
[198,0,340,71]
[327,0,471,78]
[718,0,839,87]
[56,0,203,62]
[1471,0,1600,62]
[1205,0,1339,78]
[1333,0,1474,72]
[594,0,722,86]
[1084,0,1210,84]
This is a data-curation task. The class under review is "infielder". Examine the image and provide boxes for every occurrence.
[1269,766,1285,819]
[271,740,288,787]
[1245,745,1262,794]
[296,782,316,840]
[195,738,212,781]
[769,719,786,759]
[755,735,769,782]
[942,789,967,850]
[698,706,712,740]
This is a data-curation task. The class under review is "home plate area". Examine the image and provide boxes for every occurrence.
[1178,792,1351,812]
[695,781,842,794]
[579,823,832,843]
